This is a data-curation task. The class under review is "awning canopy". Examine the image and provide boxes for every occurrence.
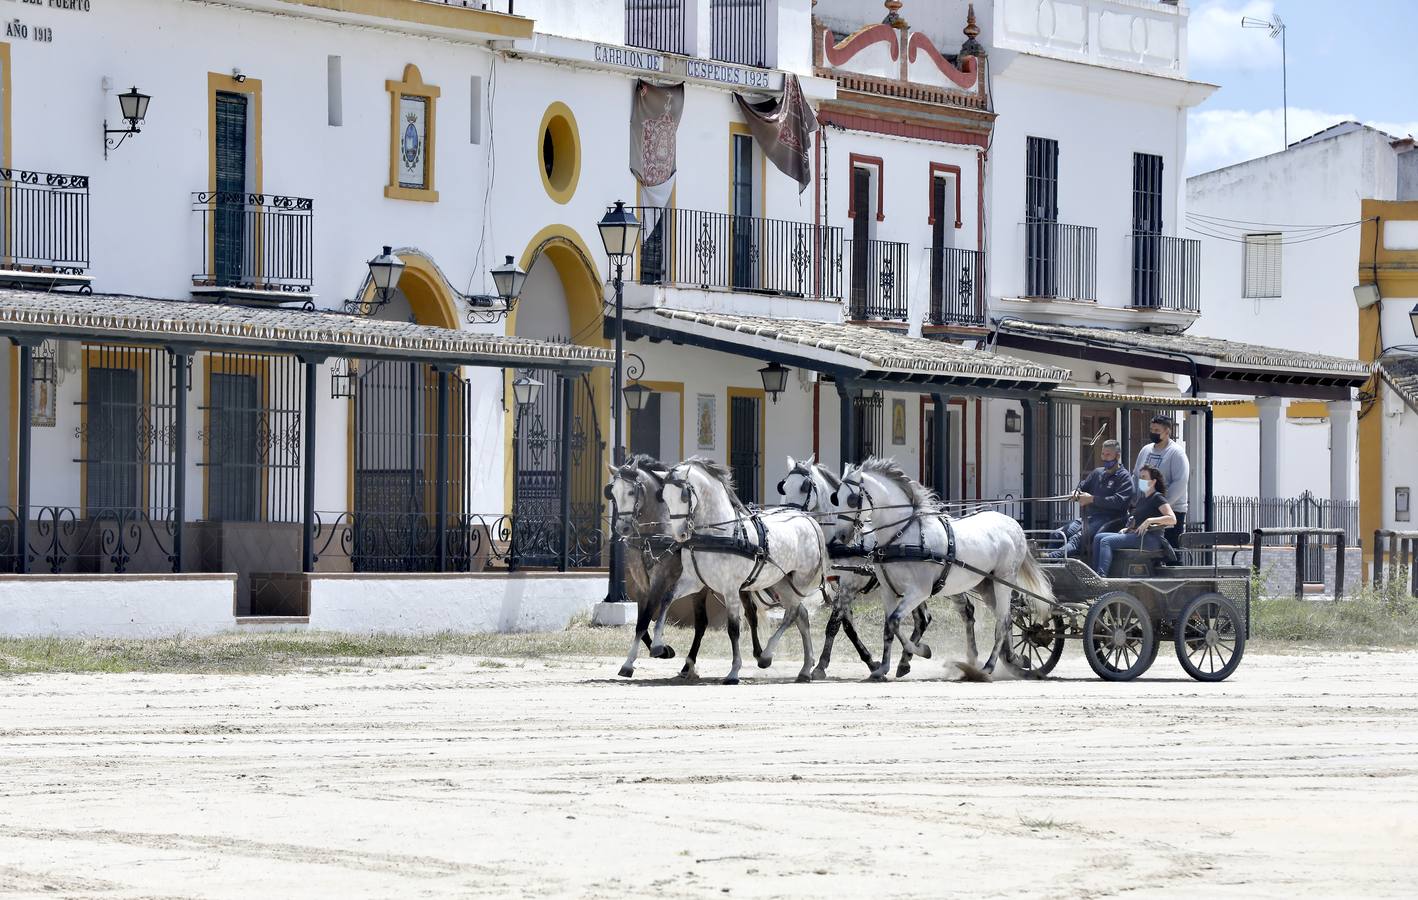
[0,289,611,370]
[625,308,1067,395]
[1379,354,1418,413]
[1047,388,1214,409]
[994,319,1369,400]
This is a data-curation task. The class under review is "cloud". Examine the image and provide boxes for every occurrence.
[1187,0,1282,71]
[1187,107,1418,174]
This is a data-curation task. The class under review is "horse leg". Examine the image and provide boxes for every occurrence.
[758,583,803,669]
[896,602,933,678]
[837,592,881,672]
[618,596,656,678]
[870,594,904,682]
[982,581,1015,675]
[811,594,844,681]
[678,590,709,681]
[955,595,980,668]
[742,594,766,662]
[793,601,815,683]
[723,590,744,685]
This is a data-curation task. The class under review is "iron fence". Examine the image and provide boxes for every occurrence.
[710,0,769,67]
[1217,493,1359,583]
[192,191,314,292]
[633,206,842,300]
[1131,233,1200,312]
[626,0,686,54]
[846,238,909,321]
[313,511,603,572]
[927,246,985,327]
[0,505,177,574]
[1,168,89,274]
[1023,220,1096,301]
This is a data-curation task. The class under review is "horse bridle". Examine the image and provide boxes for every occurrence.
[604,465,650,530]
[658,469,699,529]
[775,462,818,511]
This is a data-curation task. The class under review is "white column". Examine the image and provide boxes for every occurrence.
[1186,409,1205,520]
[1327,399,1357,504]
[1256,396,1285,499]
[686,0,711,59]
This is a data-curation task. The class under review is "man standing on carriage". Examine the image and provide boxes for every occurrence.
[1133,414,1190,547]
[1047,439,1134,561]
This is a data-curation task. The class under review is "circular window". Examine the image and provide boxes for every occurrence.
[538,102,580,205]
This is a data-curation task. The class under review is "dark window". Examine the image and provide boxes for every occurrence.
[86,367,141,514]
[214,92,248,288]
[628,392,663,461]
[543,128,555,178]
[208,372,262,522]
[1024,136,1058,297]
[851,166,872,312]
[731,133,758,290]
[853,392,884,461]
[1131,152,1165,307]
[728,393,761,505]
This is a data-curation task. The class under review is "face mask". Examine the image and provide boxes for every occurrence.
[1150,432,1164,444]
[1102,458,1118,469]
[1137,478,1153,494]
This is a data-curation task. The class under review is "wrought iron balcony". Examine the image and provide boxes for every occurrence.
[626,0,687,55]
[632,206,843,301]
[927,246,986,328]
[0,168,90,289]
[192,192,314,295]
[1022,220,1097,302]
[1130,232,1200,312]
[711,0,770,67]
[846,238,909,322]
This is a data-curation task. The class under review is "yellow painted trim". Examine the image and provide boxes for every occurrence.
[281,0,533,38]
[1212,401,1258,420]
[1287,401,1329,420]
[385,64,440,202]
[537,101,581,206]
[206,73,264,284]
[503,225,608,517]
[625,380,685,461]
[2,42,12,505]
[726,386,767,501]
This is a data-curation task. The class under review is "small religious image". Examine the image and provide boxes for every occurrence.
[891,398,906,445]
[696,393,716,450]
[398,95,428,189]
[30,375,55,428]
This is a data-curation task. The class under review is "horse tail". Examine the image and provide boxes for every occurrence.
[1015,551,1055,620]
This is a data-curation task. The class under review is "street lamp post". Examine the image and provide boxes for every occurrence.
[597,201,641,605]
[509,373,543,571]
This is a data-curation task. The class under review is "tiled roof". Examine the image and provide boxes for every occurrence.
[650,309,1067,385]
[997,319,1369,379]
[1379,354,1418,412]
[0,289,611,367]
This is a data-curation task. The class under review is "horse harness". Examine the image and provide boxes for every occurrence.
[662,469,779,594]
[834,474,959,598]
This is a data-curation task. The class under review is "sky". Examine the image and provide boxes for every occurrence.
[1185,0,1418,175]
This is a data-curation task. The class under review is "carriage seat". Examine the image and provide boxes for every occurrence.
[1109,548,1169,579]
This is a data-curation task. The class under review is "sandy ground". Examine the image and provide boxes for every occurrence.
[1,646,1416,899]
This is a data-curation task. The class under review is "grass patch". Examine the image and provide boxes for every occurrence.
[1252,582,1418,648]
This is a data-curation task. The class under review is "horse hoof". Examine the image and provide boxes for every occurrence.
[677,668,699,682]
[895,662,912,678]
[955,662,992,683]
[651,645,676,660]
[917,643,933,660]
[756,655,772,669]
[796,673,812,683]
[810,667,827,681]
[722,676,740,686]
[867,672,889,683]
[618,665,634,679]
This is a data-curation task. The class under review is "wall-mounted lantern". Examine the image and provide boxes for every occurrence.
[103,86,151,159]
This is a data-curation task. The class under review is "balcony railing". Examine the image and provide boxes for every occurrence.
[1131,233,1200,312]
[711,0,769,67]
[0,168,90,276]
[927,247,986,327]
[1023,220,1097,302]
[192,192,314,294]
[633,206,843,301]
[626,0,687,55]
[846,238,909,321]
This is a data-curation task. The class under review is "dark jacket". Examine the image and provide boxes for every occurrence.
[1078,464,1134,519]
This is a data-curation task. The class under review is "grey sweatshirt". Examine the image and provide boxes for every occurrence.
[1133,441,1189,513]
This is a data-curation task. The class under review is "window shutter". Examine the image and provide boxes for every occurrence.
[1243,233,1281,298]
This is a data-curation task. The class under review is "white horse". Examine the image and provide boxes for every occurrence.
[839,458,1055,681]
[658,457,831,684]
[777,455,932,680]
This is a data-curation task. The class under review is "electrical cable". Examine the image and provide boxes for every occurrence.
[1185,211,1373,230]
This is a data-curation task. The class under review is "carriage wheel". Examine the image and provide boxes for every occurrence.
[1082,592,1155,681]
[1008,607,1065,676]
[1174,593,1246,682]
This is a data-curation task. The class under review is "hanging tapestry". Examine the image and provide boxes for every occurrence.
[629,79,684,189]
[733,74,818,193]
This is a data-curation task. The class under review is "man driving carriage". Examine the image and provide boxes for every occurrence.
[1046,439,1134,561]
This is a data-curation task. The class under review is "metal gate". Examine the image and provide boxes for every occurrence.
[352,359,471,571]
[728,392,761,505]
[513,367,604,568]
[853,391,885,461]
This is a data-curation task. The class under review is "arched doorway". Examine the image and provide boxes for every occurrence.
[508,227,608,567]
[349,251,470,571]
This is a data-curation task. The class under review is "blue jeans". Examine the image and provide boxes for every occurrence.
[1092,530,1163,576]
[1049,515,1124,560]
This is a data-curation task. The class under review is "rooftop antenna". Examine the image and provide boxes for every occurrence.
[1241,13,1287,149]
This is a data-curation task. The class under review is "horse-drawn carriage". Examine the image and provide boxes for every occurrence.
[1009,530,1251,682]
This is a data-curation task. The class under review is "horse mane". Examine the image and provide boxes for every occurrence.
[859,456,939,509]
[810,461,841,491]
[626,453,669,480]
[682,456,748,512]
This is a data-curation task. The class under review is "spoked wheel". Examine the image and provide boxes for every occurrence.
[1174,593,1246,682]
[1082,592,1155,681]
[1008,607,1066,676]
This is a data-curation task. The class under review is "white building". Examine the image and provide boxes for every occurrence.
[1188,123,1418,507]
